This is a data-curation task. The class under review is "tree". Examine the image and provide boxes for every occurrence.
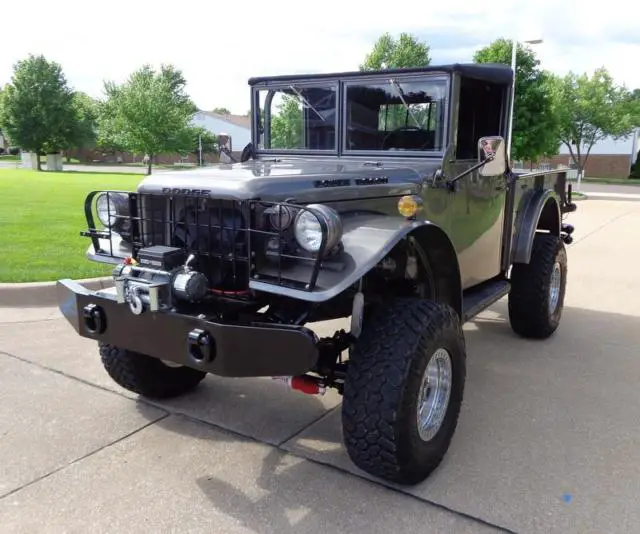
[553,67,639,180]
[212,107,231,115]
[189,126,217,164]
[64,92,99,161]
[360,32,431,71]
[0,54,77,170]
[474,39,559,163]
[270,95,303,148]
[101,64,197,174]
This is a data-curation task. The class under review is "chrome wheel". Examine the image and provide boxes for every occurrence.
[417,348,452,442]
[549,262,562,315]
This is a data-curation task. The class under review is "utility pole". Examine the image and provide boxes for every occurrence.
[198,134,203,167]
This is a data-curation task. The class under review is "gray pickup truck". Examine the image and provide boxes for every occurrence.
[57,62,577,485]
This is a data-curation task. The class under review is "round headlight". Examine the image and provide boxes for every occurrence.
[294,204,342,254]
[96,192,128,228]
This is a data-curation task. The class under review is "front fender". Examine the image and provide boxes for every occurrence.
[511,188,561,264]
[250,214,457,304]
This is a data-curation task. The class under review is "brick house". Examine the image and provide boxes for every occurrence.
[519,129,640,178]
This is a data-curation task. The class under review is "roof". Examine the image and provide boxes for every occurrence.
[198,111,251,130]
[248,63,514,86]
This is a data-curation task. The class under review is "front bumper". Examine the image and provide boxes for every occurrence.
[56,279,319,377]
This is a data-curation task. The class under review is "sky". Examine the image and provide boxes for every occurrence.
[1,0,639,115]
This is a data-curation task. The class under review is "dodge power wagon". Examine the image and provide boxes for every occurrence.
[57,63,577,485]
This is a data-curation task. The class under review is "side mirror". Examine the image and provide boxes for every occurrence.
[478,136,507,177]
[217,132,236,163]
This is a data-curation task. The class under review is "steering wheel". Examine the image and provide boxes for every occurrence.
[382,126,431,150]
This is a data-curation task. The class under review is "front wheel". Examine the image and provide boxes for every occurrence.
[99,342,207,399]
[508,233,567,339]
[341,298,466,485]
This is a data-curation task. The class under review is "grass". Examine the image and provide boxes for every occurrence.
[0,168,143,283]
[0,154,20,161]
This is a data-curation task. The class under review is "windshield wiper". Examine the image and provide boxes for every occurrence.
[389,78,422,128]
[288,85,326,122]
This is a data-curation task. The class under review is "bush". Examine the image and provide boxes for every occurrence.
[0,147,4,154]
[8,147,20,155]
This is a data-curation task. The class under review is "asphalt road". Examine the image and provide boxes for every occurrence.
[1,199,639,533]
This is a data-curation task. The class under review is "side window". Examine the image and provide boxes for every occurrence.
[456,78,505,160]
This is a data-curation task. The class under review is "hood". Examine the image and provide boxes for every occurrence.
[137,158,442,203]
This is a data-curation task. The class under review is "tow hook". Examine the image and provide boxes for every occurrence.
[187,328,215,364]
[83,303,106,334]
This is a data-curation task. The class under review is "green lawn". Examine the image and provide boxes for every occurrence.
[0,169,143,282]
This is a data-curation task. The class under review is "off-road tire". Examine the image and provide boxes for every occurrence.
[508,233,567,339]
[342,298,466,485]
[99,342,207,399]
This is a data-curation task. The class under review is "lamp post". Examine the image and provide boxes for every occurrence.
[506,38,544,164]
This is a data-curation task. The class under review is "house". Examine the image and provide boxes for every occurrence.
[191,111,252,152]
[544,130,640,178]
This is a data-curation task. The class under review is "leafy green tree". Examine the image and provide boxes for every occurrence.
[553,67,638,179]
[101,64,197,174]
[64,92,99,161]
[212,107,231,115]
[474,39,559,163]
[360,32,431,70]
[270,95,302,148]
[0,54,77,170]
[358,33,433,133]
[189,126,217,163]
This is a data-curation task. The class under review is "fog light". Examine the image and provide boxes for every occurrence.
[397,195,423,218]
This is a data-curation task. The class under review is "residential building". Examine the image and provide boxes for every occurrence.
[191,111,251,152]
[537,130,640,178]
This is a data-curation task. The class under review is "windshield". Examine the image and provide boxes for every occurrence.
[255,84,337,151]
[344,77,447,153]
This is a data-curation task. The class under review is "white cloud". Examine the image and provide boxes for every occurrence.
[1,0,639,114]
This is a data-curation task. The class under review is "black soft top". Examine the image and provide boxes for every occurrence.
[248,63,513,86]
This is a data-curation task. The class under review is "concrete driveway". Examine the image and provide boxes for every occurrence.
[1,199,639,534]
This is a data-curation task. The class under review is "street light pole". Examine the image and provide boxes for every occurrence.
[506,38,543,165]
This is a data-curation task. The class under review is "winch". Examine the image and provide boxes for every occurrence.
[113,246,210,315]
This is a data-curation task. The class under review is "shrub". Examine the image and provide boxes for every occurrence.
[8,146,20,155]
[0,147,5,154]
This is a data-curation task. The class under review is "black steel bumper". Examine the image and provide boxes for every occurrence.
[56,279,319,377]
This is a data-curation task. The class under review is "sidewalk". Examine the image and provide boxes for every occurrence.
[582,191,640,201]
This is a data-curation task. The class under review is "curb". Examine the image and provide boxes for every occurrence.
[576,192,640,202]
[0,276,113,308]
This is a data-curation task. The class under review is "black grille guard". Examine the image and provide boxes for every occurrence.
[81,190,333,293]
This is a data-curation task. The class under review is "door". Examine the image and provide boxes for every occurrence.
[448,76,509,289]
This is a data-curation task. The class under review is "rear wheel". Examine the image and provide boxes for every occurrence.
[508,233,567,339]
[342,298,466,485]
[99,342,207,399]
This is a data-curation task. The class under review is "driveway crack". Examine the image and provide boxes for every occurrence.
[0,414,169,501]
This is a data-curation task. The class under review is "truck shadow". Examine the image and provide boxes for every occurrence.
[132,301,640,530]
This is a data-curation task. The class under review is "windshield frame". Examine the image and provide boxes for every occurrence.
[341,73,450,158]
[251,80,340,156]
[249,72,452,158]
